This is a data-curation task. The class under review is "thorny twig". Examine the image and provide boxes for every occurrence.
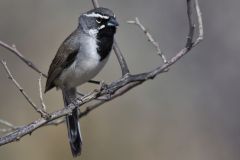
[0,0,203,146]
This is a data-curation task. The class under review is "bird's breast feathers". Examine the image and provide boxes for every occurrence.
[57,35,109,89]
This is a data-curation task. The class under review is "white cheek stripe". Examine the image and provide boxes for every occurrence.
[98,25,105,30]
[84,12,109,19]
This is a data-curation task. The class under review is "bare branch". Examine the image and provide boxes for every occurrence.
[113,41,130,76]
[91,0,100,8]
[0,89,100,145]
[0,119,15,129]
[193,0,203,46]
[38,74,47,112]
[0,41,47,77]
[186,0,195,48]
[1,60,48,118]
[127,17,167,63]
[0,0,203,147]
[0,119,19,133]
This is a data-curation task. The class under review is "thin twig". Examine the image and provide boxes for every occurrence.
[193,0,203,46]
[0,128,13,133]
[127,17,167,63]
[91,0,99,8]
[1,60,48,118]
[0,119,15,129]
[38,74,47,112]
[113,41,130,76]
[0,41,47,77]
[186,0,195,48]
[0,119,19,133]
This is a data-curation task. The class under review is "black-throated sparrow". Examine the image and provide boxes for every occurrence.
[45,7,118,157]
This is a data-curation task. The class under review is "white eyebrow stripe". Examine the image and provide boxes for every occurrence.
[84,12,109,19]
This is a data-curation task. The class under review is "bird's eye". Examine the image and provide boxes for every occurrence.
[96,18,102,24]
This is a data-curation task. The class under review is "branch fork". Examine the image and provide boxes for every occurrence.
[0,0,203,147]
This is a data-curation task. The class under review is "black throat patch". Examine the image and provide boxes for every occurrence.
[96,27,116,61]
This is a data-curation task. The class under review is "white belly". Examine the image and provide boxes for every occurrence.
[59,56,107,89]
[57,35,109,89]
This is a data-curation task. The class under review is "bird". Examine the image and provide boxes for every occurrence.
[44,7,118,157]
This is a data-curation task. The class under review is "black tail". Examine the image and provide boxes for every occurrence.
[66,108,82,157]
[62,89,82,157]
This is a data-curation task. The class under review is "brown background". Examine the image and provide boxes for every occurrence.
[0,0,240,160]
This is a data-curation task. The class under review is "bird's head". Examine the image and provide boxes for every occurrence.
[79,7,119,36]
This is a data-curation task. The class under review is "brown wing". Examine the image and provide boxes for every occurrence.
[45,30,80,93]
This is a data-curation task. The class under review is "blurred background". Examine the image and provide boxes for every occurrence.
[0,0,240,159]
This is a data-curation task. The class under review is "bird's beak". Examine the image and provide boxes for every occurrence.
[107,17,119,27]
